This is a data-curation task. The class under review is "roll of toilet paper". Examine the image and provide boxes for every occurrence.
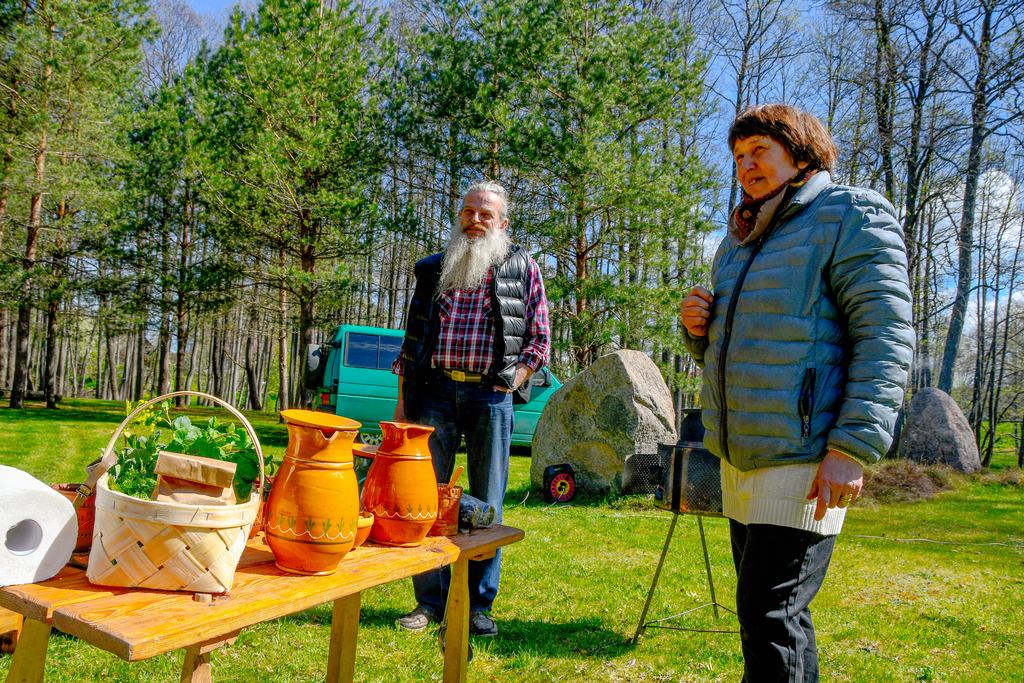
[0,465,77,587]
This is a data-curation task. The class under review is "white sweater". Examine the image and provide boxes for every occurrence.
[721,460,846,536]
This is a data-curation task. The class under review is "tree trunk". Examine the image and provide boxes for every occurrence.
[10,126,48,409]
[244,334,263,410]
[871,0,897,201]
[209,326,222,398]
[0,140,10,388]
[1018,417,1024,468]
[133,319,146,401]
[277,249,290,411]
[95,302,104,399]
[175,301,187,402]
[106,328,120,401]
[174,188,193,406]
[157,212,173,394]
[938,4,993,393]
[43,295,59,409]
[296,204,317,409]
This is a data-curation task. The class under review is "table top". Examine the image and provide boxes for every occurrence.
[0,525,524,662]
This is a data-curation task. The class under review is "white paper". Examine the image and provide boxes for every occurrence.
[0,465,77,586]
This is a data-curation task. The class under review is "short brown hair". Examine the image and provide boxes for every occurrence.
[728,103,838,172]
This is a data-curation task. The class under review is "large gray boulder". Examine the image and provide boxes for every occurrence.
[531,350,677,495]
[898,387,981,473]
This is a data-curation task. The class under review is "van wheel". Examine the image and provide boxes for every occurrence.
[358,432,383,446]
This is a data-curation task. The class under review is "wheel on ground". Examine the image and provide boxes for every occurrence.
[357,431,383,446]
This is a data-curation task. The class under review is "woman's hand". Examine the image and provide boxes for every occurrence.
[807,449,864,521]
[680,286,714,337]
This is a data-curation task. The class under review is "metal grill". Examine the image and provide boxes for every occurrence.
[655,442,722,516]
[623,451,663,494]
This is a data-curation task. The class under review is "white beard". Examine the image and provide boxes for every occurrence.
[437,224,512,293]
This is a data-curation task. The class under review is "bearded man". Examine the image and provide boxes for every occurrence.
[392,180,550,636]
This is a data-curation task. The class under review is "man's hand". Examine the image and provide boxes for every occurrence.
[807,449,864,521]
[495,363,532,393]
[680,286,714,337]
[393,377,406,421]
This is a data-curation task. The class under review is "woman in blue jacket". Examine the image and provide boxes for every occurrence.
[681,103,914,682]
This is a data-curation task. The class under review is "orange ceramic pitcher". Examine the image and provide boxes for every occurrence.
[264,410,361,575]
[361,421,438,546]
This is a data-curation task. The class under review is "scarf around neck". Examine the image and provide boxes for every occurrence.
[731,169,813,244]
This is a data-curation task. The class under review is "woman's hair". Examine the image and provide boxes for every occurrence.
[728,104,838,172]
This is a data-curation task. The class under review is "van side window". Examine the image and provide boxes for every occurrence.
[345,333,379,369]
[378,336,403,370]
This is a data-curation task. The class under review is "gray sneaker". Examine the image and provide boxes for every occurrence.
[469,610,498,636]
[397,604,440,632]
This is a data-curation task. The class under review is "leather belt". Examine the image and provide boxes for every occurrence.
[440,368,488,383]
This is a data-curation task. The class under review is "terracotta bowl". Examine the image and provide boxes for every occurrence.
[354,511,374,548]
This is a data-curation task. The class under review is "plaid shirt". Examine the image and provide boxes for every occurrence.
[393,256,550,376]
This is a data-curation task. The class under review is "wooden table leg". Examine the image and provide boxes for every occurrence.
[180,631,239,683]
[443,557,470,683]
[326,592,360,683]
[5,618,51,683]
[181,647,212,683]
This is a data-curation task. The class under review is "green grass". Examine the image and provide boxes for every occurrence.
[1,398,1022,682]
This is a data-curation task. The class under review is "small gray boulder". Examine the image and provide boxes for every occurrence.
[898,387,981,473]
[530,350,677,495]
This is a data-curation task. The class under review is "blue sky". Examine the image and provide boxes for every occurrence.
[186,0,237,13]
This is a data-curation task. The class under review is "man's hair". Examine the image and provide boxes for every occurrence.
[728,103,838,172]
[464,180,509,219]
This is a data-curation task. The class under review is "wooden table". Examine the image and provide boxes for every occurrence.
[0,525,523,683]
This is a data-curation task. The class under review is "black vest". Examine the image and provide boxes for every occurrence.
[400,245,532,402]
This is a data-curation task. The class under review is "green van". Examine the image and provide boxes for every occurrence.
[309,324,561,447]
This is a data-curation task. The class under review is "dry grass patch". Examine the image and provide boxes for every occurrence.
[862,459,958,503]
[982,467,1023,487]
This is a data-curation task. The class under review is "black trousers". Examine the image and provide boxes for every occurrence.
[729,520,837,683]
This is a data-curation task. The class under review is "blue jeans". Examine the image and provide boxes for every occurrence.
[408,375,513,614]
[730,520,836,683]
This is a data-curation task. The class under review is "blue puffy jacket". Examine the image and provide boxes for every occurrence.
[684,172,915,470]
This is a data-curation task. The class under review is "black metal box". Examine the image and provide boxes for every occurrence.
[654,441,723,516]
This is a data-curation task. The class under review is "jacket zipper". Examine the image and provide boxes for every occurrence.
[716,230,772,463]
[799,368,816,439]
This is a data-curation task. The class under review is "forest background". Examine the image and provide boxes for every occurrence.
[2,0,1023,468]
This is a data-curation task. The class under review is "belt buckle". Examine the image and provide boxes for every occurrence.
[450,369,467,382]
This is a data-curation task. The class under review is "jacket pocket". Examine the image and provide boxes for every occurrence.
[799,367,816,441]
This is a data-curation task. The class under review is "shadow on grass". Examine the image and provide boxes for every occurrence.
[253,427,289,450]
[0,403,124,426]
[341,607,632,659]
[481,617,632,658]
[502,480,660,512]
[0,400,292,461]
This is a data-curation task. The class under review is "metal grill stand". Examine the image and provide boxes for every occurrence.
[632,512,737,643]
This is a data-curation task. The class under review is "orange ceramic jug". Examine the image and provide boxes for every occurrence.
[264,410,361,575]
[361,421,438,546]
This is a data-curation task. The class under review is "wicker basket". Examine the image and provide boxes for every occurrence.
[77,391,264,593]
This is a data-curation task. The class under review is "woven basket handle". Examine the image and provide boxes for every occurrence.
[74,391,265,509]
